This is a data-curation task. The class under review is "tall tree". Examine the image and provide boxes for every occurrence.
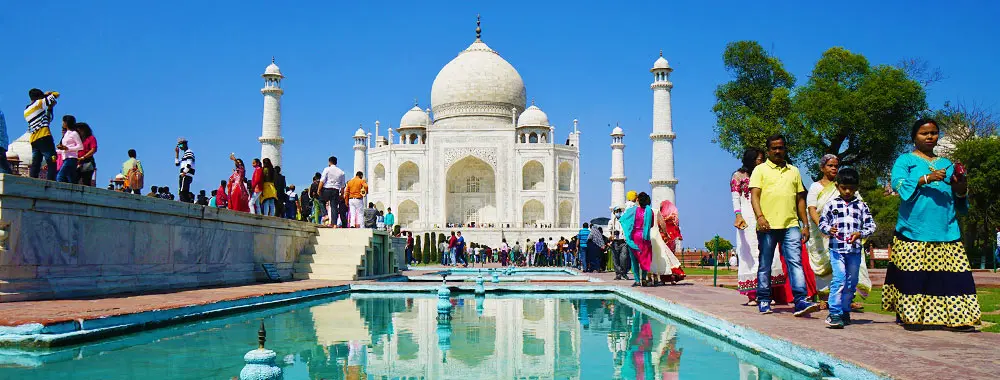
[712,41,796,157]
[932,101,999,156]
[788,47,926,178]
[951,137,1000,263]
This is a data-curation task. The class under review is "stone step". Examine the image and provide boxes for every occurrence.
[315,230,373,245]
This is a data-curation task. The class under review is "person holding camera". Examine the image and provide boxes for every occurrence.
[883,118,980,331]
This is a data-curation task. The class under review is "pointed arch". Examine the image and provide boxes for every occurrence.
[558,200,573,228]
[558,162,573,191]
[398,200,419,228]
[522,200,544,226]
[373,164,386,193]
[398,161,419,191]
[521,160,545,190]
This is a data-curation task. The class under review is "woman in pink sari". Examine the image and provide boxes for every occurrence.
[227,154,250,212]
[654,200,687,284]
[621,192,654,287]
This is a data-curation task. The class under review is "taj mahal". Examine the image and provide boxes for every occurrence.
[256,19,678,243]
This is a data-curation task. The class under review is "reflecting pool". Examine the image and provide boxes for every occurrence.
[407,267,591,282]
[0,293,806,379]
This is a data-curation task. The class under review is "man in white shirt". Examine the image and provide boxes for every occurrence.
[319,156,346,227]
[994,227,1000,268]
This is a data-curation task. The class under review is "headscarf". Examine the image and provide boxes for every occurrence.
[659,200,682,249]
[626,191,637,202]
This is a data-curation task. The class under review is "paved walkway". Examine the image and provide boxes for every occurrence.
[3,269,999,379]
[0,280,346,326]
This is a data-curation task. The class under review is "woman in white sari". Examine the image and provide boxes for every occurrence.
[650,200,686,284]
[806,154,872,308]
[732,148,785,305]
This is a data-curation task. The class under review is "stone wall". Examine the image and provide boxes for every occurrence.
[0,175,319,302]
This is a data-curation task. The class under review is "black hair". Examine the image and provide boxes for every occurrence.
[583,222,589,228]
[77,123,93,139]
[356,171,363,178]
[274,166,281,174]
[387,207,391,211]
[128,149,137,158]
[637,192,651,207]
[262,158,274,182]
[765,134,786,148]
[739,147,762,173]
[328,156,337,165]
[199,190,206,195]
[211,190,217,196]
[220,180,227,186]
[28,88,44,101]
[67,122,82,132]
[62,115,76,127]
[836,167,860,186]
[911,118,939,141]
[368,202,374,208]
[150,186,158,192]
[313,172,321,180]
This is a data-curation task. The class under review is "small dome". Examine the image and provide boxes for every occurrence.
[611,126,624,135]
[354,127,366,137]
[517,104,549,127]
[652,54,671,70]
[400,106,431,128]
[264,58,283,77]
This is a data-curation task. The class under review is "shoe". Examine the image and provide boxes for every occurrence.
[743,300,758,307]
[945,325,976,332]
[825,314,845,329]
[758,301,772,314]
[843,312,851,325]
[793,301,820,317]
[850,302,865,312]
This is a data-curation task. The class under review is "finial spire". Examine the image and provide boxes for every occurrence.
[414,97,419,106]
[659,50,663,57]
[531,98,535,106]
[258,320,267,349]
[272,56,276,64]
[475,14,481,40]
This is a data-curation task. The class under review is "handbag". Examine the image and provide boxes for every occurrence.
[79,159,95,172]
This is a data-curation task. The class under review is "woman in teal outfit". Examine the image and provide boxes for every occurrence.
[883,118,980,330]
[621,192,655,287]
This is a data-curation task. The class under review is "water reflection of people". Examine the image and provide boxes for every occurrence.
[658,333,682,380]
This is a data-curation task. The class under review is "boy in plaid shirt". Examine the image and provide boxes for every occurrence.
[818,168,876,328]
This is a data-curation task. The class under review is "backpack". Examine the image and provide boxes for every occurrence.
[126,160,144,190]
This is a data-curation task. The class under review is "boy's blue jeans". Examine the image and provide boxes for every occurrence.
[756,227,808,304]
[828,248,863,316]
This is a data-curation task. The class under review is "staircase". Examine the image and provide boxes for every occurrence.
[293,228,378,281]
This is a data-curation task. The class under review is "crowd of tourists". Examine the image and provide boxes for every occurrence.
[730,125,980,330]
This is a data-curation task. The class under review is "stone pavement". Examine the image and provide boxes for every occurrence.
[0,279,346,326]
[3,268,999,379]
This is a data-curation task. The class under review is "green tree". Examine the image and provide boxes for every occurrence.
[423,233,431,264]
[430,232,438,263]
[413,235,422,264]
[931,101,999,157]
[858,178,900,247]
[704,236,734,253]
[712,41,796,157]
[789,47,927,178]
[951,137,1000,263]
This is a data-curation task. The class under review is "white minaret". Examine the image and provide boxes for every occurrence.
[259,57,284,166]
[610,123,626,209]
[353,125,368,177]
[650,51,678,205]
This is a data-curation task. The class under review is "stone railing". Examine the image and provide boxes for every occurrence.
[0,174,319,302]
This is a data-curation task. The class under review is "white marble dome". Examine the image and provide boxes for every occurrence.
[652,55,671,70]
[400,106,431,127]
[611,125,624,135]
[517,104,549,127]
[264,61,283,77]
[430,39,526,121]
[354,127,366,137]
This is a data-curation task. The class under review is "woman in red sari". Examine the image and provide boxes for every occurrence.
[227,154,250,212]
[654,200,687,284]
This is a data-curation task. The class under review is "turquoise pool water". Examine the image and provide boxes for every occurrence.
[0,293,808,379]
[408,267,589,282]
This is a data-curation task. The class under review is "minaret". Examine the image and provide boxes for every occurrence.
[650,50,678,205]
[610,123,626,209]
[353,124,368,176]
[259,57,285,166]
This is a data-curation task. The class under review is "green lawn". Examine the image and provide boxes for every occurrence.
[859,286,1000,332]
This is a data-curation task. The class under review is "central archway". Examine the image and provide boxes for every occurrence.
[446,156,496,226]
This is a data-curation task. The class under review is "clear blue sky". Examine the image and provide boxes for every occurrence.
[2,1,997,247]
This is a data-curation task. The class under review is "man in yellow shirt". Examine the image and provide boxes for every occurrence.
[343,171,368,228]
[749,134,818,317]
[23,88,60,180]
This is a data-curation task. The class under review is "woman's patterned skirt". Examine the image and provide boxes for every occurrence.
[882,233,981,327]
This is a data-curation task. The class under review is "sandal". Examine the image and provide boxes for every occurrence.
[744,300,758,306]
